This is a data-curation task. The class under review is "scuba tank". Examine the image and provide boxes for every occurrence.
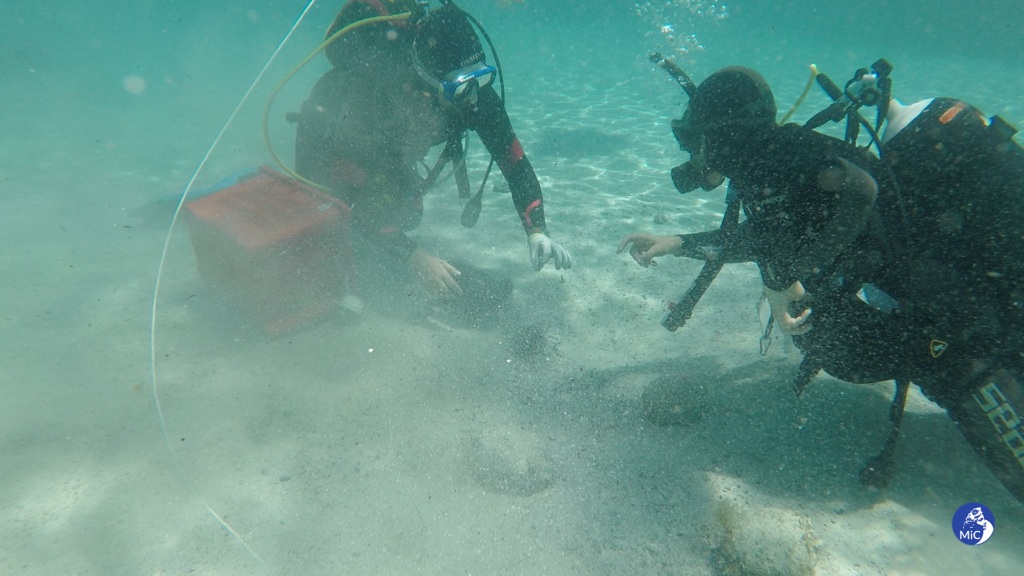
[649,53,741,332]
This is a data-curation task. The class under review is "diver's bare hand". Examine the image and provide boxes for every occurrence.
[408,249,462,297]
[617,233,682,267]
[764,281,812,336]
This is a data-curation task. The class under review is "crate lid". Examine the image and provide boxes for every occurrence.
[185,166,349,250]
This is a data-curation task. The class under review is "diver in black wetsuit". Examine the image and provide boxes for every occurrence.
[619,66,1024,503]
[295,0,571,296]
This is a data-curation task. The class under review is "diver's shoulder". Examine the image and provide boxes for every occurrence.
[775,122,845,145]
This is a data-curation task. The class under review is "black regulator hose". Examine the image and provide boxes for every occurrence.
[661,194,741,332]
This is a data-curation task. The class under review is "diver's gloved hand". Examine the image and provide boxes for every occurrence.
[528,233,572,271]
[764,281,812,336]
[408,248,462,297]
[617,233,683,267]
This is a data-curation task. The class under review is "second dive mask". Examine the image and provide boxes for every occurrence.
[671,109,702,155]
[670,110,724,193]
[413,56,496,103]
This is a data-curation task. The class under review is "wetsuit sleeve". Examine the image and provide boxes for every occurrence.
[467,86,547,235]
[673,223,758,263]
[347,200,420,262]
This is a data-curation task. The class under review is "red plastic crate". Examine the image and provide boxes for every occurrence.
[184,166,353,335]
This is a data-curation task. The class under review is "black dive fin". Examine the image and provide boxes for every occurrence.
[461,158,495,228]
[859,378,911,489]
[461,187,483,228]
[454,157,471,201]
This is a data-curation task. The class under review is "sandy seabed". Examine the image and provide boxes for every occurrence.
[2,24,1023,576]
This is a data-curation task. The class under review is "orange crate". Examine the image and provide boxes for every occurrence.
[184,166,353,335]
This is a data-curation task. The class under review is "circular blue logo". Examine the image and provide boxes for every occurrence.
[952,503,994,545]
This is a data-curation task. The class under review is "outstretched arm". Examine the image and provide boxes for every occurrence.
[618,224,758,267]
[467,87,571,270]
[468,86,547,234]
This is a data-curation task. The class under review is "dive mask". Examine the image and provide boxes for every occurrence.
[671,109,702,153]
[413,47,495,103]
[670,134,723,193]
[671,161,723,193]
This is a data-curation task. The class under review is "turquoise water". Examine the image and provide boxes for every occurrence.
[2,0,1023,573]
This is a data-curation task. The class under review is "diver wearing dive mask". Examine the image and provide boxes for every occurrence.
[620,63,1024,505]
[410,3,496,108]
[294,0,571,298]
[668,70,778,194]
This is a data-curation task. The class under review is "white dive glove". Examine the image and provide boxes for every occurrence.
[528,233,573,271]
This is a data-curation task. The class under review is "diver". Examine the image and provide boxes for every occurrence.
[292,0,571,297]
[618,65,1024,503]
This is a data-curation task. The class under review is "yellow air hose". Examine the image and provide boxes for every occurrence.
[262,12,414,192]
[779,64,819,126]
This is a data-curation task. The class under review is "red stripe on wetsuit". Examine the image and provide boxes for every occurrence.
[507,138,525,166]
[523,199,541,229]
[502,137,543,231]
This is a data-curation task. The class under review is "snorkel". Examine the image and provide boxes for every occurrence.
[650,53,741,333]
[652,53,712,193]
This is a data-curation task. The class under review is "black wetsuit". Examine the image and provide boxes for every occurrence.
[675,106,1024,502]
[702,123,887,289]
[295,61,547,262]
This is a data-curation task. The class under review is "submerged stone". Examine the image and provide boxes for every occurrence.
[465,425,555,496]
